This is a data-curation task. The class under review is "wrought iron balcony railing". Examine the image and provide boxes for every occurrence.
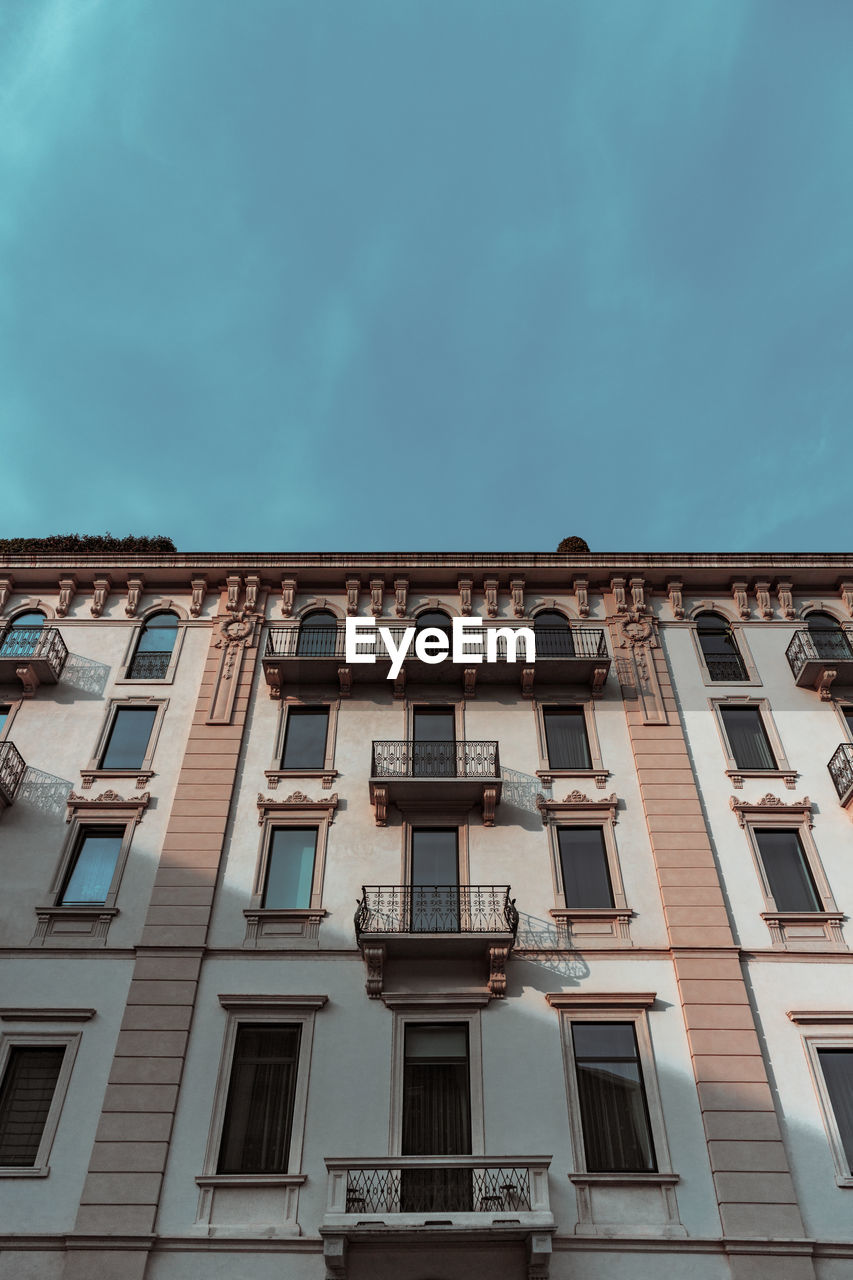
[0,625,68,682]
[828,743,853,804]
[355,885,518,938]
[0,741,26,808]
[787,629,853,680]
[338,1161,533,1215]
[127,650,172,680]
[704,653,749,681]
[371,739,499,779]
[265,623,608,662]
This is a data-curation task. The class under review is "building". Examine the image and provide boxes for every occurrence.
[1,551,853,1280]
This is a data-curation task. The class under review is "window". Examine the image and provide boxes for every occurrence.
[217,1024,301,1174]
[534,610,574,658]
[0,611,46,659]
[571,1022,656,1172]
[754,829,821,913]
[127,612,179,680]
[415,610,452,634]
[544,709,592,770]
[558,827,614,908]
[0,706,9,736]
[720,707,776,770]
[845,708,853,739]
[60,827,124,905]
[401,1022,472,1211]
[410,828,460,932]
[296,610,338,657]
[696,613,748,682]
[262,828,318,909]
[816,1049,853,1176]
[806,612,853,662]
[412,707,456,777]
[281,708,329,770]
[99,707,157,771]
[0,1046,65,1168]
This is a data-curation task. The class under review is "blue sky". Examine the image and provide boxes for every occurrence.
[1,0,851,552]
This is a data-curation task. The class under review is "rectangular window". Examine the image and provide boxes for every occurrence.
[401,1022,472,1211]
[262,828,317,909]
[0,1046,65,1167]
[844,708,853,739]
[410,828,459,931]
[412,708,456,777]
[571,1022,656,1173]
[60,827,124,904]
[99,707,157,770]
[817,1049,853,1175]
[755,829,821,912]
[0,706,9,736]
[217,1024,301,1174]
[558,827,614,908]
[720,707,776,770]
[544,709,592,770]
[281,708,329,770]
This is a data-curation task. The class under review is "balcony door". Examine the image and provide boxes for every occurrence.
[0,611,45,659]
[412,708,456,778]
[401,1023,472,1211]
[807,613,852,661]
[410,828,459,932]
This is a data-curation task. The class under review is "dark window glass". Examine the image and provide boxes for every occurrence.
[415,611,452,633]
[0,1046,65,1166]
[572,1022,656,1173]
[401,1023,472,1211]
[217,1024,301,1174]
[755,829,821,912]
[534,610,574,657]
[281,708,329,770]
[0,612,46,658]
[410,829,459,931]
[558,827,614,908]
[544,709,591,769]
[0,706,9,735]
[720,707,776,770]
[817,1048,853,1174]
[845,708,853,739]
[262,828,317,908]
[100,708,157,770]
[696,613,748,681]
[128,613,178,679]
[296,611,337,657]
[412,708,456,777]
[806,613,853,661]
[61,828,124,904]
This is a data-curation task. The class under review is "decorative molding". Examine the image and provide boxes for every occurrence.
[840,582,853,618]
[81,770,152,791]
[190,576,207,617]
[458,577,473,616]
[265,769,337,792]
[32,906,118,945]
[761,910,846,951]
[0,577,12,614]
[667,580,684,619]
[754,580,772,620]
[338,666,352,697]
[371,783,388,827]
[124,576,144,618]
[591,666,608,697]
[394,578,408,618]
[777,580,795,620]
[573,577,589,619]
[731,581,750,619]
[463,667,477,699]
[482,785,499,828]
[536,791,619,825]
[281,577,297,618]
[550,907,634,947]
[484,578,499,618]
[225,574,241,612]
[818,669,838,701]
[610,577,627,613]
[546,992,656,1010]
[362,944,385,999]
[510,578,525,618]
[370,579,384,616]
[245,575,260,613]
[488,944,511,997]
[730,793,812,827]
[65,789,149,824]
[56,576,77,618]
[787,1009,853,1025]
[0,1008,96,1022]
[210,609,261,722]
[217,993,328,1010]
[611,614,664,722]
[257,790,338,825]
[380,991,492,1010]
[629,577,647,614]
[343,577,359,616]
[725,769,797,791]
[90,576,111,618]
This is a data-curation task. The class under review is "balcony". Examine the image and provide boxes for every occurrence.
[369,739,501,826]
[0,625,68,694]
[828,743,853,810]
[262,622,610,697]
[0,741,25,811]
[354,884,518,997]
[321,1156,554,1278]
[786,629,853,698]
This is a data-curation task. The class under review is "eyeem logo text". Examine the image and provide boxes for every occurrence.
[345,617,535,679]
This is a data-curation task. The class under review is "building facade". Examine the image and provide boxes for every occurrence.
[1,552,853,1280]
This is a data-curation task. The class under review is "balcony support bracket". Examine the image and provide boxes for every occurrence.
[528,1230,553,1280]
[482,785,498,827]
[488,944,511,998]
[371,784,389,827]
[818,668,837,700]
[362,944,385,999]
[323,1232,348,1279]
[16,663,40,697]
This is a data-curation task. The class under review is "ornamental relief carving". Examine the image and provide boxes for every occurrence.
[484,578,499,618]
[667,581,684,619]
[731,581,750,619]
[777,581,795,620]
[573,577,589,618]
[190,576,207,617]
[56,577,77,618]
[458,578,473,616]
[370,579,384,616]
[125,576,144,618]
[345,578,360,616]
[510,578,525,618]
[90,577,111,618]
[754,580,772,620]
[281,577,297,618]
[394,578,408,618]
[0,577,12,614]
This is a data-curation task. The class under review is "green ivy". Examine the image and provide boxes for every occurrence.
[0,534,177,555]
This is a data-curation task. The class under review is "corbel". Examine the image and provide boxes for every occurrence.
[573,577,589,618]
[731,581,749,619]
[190,577,207,618]
[483,578,499,618]
[394,578,409,618]
[510,578,525,618]
[610,577,627,614]
[345,578,360,616]
[754,580,772,620]
[840,583,853,618]
[667,581,684,619]
[245,575,260,613]
[777,581,795,620]
[0,577,13,614]
[463,668,477,699]
[370,579,384,617]
[90,577,111,618]
[124,575,144,618]
[629,577,647,613]
[458,578,473,616]
[225,575,241,612]
[56,576,77,618]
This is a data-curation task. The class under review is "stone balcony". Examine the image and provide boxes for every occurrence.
[786,629,853,698]
[369,739,501,826]
[0,625,68,695]
[0,740,26,811]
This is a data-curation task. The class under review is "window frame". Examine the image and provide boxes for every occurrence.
[83,697,168,787]
[0,698,22,742]
[267,696,339,789]
[710,697,796,788]
[0,1029,81,1177]
[788,1012,853,1187]
[539,794,632,946]
[533,698,607,788]
[244,801,336,947]
[387,1003,485,1157]
[689,608,761,687]
[403,819,469,888]
[116,604,187,685]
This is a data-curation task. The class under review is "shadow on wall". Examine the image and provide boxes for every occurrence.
[499,767,543,830]
[513,913,590,983]
[17,767,74,817]
[56,654,111,700]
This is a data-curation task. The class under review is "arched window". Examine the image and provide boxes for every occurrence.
[415,610,452,634]
[128,612,179,679]
[0,610,46,658]
[534,610,574,658]
[296,610,338,657]
[696,613,747,681]
[806,612,852,661]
